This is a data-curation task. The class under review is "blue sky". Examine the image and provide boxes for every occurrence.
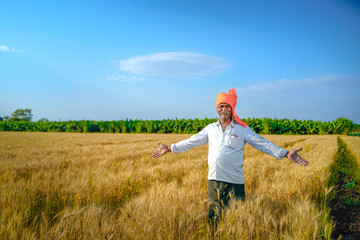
[1,0,360,123]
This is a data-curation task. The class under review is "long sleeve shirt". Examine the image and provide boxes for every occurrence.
[171,120,288,184]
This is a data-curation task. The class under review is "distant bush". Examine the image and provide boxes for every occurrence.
[0,117,359,135]
[348,132,360,137]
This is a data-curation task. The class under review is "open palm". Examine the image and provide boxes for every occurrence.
[286,148,308,166]
[152,143,170,158]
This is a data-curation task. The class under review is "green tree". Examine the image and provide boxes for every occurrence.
[38,118,49,122]
[9,109,33,121]
[0,116,10,121]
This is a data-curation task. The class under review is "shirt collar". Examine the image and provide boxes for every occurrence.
[216,118,235,127]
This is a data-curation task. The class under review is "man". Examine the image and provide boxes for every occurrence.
[152,88,308,226]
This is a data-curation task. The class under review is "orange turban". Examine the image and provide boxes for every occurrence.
[216,88,247,127]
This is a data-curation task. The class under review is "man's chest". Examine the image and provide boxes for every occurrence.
[208,126,245,150]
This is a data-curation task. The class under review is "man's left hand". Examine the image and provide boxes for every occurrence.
[285,148,308,166]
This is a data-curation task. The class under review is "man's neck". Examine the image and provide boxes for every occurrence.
[219,117,232,132]
[219,118,231,126]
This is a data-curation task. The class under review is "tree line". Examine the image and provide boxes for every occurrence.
[1,109,359,135]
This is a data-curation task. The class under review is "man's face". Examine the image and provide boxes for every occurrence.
[217,103,232,121]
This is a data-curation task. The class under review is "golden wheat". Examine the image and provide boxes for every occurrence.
[0,132,338,239]
[342,136,360,165]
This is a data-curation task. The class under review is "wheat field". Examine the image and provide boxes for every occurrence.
[342,136,360,166]
[0,132,345,239]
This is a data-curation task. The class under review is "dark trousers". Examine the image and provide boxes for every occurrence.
[208,180,245,226]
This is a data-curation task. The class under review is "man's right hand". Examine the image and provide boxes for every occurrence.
[152,143,171,158]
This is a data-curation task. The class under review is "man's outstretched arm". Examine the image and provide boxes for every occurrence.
[244,127,308,166]
[152,127,209,159]
[284,148,308,166]
[152,143,171,158]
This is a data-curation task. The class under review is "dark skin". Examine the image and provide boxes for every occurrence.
[152,102,308,167]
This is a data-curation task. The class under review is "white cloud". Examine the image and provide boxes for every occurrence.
[104,75,145,83]
[0,45,23,53]
[236,76,360,122]
[237,76,349,92]
[0,46,9,51]
[118,52,229,78]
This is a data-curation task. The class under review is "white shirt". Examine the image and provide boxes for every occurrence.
[171,120,288,184]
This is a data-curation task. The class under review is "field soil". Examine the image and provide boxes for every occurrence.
[330,137,360,240]
[330,172,360,239]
